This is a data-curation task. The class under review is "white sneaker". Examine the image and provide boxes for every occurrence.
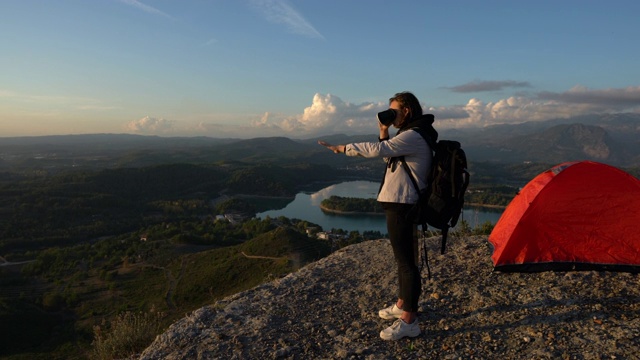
[378,304,403,319]
[380,319,421,340]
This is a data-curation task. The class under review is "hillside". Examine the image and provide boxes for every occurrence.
[169,226,332,307]
[139,236,639,359]
[503,123,620,164]
[451,113,640,166]
[0,221,331,359]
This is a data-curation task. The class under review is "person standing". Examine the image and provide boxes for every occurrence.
[318,91,437,340]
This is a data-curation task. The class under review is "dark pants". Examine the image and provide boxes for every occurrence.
[384,203,421,313]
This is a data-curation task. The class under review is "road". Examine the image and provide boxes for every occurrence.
[0,254,35,267]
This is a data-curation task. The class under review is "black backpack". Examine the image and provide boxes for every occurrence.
[403,128,470,255]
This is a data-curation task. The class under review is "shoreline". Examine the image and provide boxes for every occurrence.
[319,202,506,216]
[466,202,507,209]
[318,204,385,216]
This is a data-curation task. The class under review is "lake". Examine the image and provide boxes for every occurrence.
[257,181,503,235]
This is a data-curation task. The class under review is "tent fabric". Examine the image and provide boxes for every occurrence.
[488,161,640,272]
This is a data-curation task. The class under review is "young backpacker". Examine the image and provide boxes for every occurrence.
[403,127,470,258]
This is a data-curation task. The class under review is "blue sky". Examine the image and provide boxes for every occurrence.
[1,0,639,138]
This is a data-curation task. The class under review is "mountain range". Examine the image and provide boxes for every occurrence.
[444,113,640,166]
[1,113,638,168]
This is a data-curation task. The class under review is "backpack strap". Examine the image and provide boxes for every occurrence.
[404,129,452,255]
[422,237,431,280]
[400,157,422,200]
[440,227,449,255]
[400,127,434,195]
[376,136,391,196]
[378,128,433,197]
[400,159,432,277]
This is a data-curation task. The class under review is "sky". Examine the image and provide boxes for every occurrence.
[1,0,640,139]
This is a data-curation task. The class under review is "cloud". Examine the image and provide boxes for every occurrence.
[117,0,173,19]
[76,104,119,111]
[447,80,532,93]
[438,97,557,128]
[433,86,640,128]
[431,97,588,128]
[0,89,116,111]
[536,85,640,108]
[126,116,175,133]
[254,93,386,137]
[202,38,219,47]
[122,86,640,138]
[250,0,324,39]
[229,87,640,138]
[261,86,640,134]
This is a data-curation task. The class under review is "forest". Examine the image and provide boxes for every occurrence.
[320,196,384,214]
[0,160,345,359]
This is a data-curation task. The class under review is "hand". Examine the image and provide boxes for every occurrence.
[318,140,345,154]
[378,120,391,132]
[378,122,390,140]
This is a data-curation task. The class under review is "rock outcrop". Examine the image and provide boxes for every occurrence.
[139,236,639,359]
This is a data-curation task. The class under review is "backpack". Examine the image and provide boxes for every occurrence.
[403,128,470,255]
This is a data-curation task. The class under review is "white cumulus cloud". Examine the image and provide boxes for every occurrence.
[126,116,175,134]
[254,93,386,137]
[431,85,640,129]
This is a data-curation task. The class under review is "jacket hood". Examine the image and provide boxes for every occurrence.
[398,113,438,142]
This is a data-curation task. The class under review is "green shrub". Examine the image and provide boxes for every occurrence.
[42,291,65,311]
[90,308,164,360]
[473,221,495,235]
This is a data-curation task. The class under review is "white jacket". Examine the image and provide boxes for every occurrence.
[345,129,431,204]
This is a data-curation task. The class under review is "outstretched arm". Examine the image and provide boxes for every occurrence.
[318,140,346,154]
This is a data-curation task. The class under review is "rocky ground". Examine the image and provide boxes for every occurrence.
[138,235,639,359]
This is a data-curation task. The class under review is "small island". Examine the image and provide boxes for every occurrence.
[320,192,509,216]
[319,195,385,215]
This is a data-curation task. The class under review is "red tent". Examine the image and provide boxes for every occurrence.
[489,161,640,272]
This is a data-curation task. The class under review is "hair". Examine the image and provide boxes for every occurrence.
[389,91,423,121]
